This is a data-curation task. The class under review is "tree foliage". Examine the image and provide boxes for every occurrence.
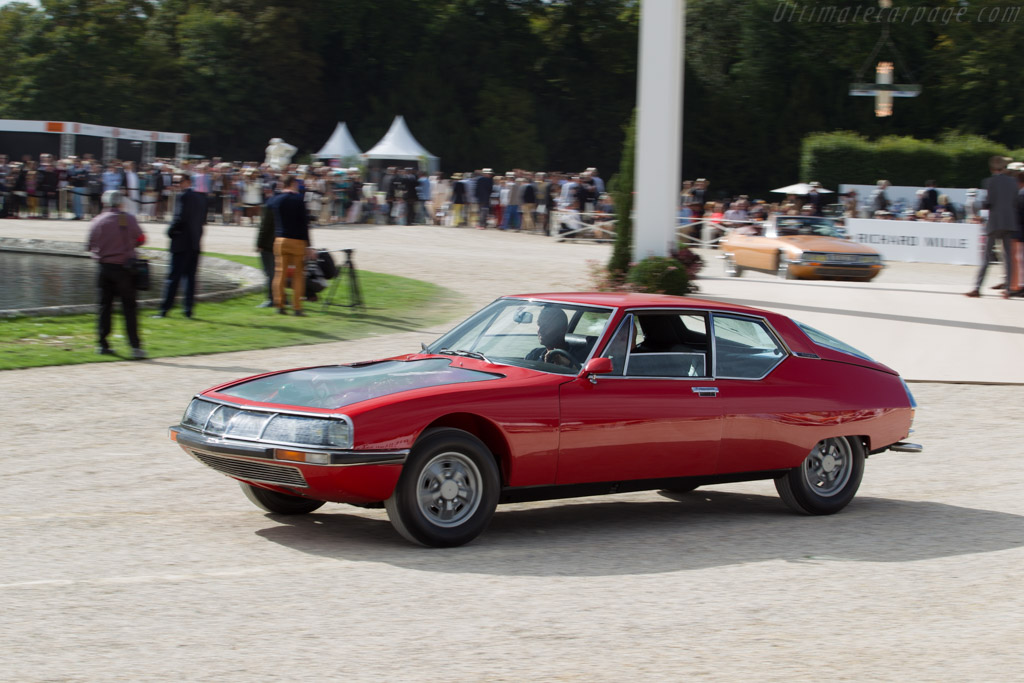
[608,109,635,274]
[0,0,1022,194]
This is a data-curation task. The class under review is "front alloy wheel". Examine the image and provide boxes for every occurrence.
[775,437,865,515]
[777,253,795,279]
[385,428,499,547]
[724,253,743,277]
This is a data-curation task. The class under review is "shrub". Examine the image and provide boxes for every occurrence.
[625,248,703,296]
[801,131,1014,188]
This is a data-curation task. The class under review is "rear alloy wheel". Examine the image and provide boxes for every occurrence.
[724,253,743,277]
[240,481,326,514]
[777,253,795,279]
[385,428,499,547]
[775,437,865,515]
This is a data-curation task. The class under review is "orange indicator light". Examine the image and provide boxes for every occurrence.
[275,449,307,462]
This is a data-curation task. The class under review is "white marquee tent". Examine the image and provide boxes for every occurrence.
[313,122,362,161]
[362,115,439,172]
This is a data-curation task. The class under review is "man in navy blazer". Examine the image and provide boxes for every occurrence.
[967,156,1020,298]
[155,174,207,317]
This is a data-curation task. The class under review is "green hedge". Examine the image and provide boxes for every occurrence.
[801,131,1016,188]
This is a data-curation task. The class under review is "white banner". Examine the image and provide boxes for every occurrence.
[847,218,982,266]
[0,119,189,143]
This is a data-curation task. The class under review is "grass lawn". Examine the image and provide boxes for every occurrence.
[0,252,461,370]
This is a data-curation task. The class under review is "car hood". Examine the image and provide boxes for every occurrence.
[209,358,505,410]
[778,235,879,254]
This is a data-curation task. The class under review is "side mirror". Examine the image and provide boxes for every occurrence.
[582,357,613,383]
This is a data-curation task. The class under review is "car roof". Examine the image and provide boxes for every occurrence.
[506,292,773,317]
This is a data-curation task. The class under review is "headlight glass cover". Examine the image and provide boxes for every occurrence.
[262,414,352,449]
[181,398,352,448]
[182,399,218,429]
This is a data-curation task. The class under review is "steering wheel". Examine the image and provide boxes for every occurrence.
[544,348,580,371]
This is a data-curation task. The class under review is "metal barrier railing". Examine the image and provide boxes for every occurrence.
[677,218,765,248]
[549,212,766,247]
[552,209,617,241]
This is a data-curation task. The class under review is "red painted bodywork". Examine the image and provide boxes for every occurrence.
[176,293,915,504]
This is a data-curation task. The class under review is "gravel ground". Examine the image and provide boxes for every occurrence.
[1,219,1022,682]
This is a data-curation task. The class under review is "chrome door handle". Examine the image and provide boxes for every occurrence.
[691,386,719,397]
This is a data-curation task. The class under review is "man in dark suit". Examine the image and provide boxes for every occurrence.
[474,169,494,228]
[155,174,207,317]
[37,154,58,218]
[401,168,418,225]
[966,157,1019,298]
[871,179,891,214]
[805,181,826,217]
[919,180,939,213]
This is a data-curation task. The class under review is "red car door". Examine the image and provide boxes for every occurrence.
[554,312,723,485]
[708,313,809,473]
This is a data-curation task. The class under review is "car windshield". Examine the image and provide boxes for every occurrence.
[426,298,613,374]
[776,217,844,238]
[796,321,873,361]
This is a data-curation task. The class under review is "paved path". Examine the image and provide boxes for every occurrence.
[4,217,1019,382]
[1,218,1022,681]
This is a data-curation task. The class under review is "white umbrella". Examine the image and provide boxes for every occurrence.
[771,182,833,194]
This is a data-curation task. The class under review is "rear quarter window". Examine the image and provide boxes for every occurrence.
[713,315,786,379]
[796,321,873,361]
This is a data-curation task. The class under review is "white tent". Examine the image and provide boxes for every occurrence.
[314,122,362,160]
[362,115,439,172]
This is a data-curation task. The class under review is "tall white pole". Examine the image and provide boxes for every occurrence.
[633,0,685,258]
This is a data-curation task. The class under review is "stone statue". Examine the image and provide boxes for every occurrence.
[264,138,297,171]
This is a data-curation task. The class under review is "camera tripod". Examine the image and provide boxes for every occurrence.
[320,248,364,311]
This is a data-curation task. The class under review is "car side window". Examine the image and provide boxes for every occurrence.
[622,312,711,378]
[712,315,786,379]
[599,314,633,376]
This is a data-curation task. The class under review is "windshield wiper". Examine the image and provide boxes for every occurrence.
[438,348,491,363]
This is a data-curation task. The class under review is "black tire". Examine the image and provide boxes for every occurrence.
[239,481,326,514]
[724,253,743,277]
[385,428,500,547]
[775,437,865,515]
[777,253,795,280]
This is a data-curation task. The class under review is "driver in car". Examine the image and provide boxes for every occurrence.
[525,306,576,368]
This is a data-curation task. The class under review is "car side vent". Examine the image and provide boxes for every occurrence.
[794,352,820,359]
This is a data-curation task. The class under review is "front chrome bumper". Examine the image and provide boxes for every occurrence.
[170,426,409,467]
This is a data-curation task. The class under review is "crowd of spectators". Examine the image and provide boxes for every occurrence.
[0,153,370,226]
[673,175,1015,240]
[401,166,611,235]
[7,150,1018,239]
[852,178,989,223]
[0,153,616,237]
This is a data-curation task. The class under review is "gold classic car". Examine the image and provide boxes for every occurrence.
[720,215,884,281]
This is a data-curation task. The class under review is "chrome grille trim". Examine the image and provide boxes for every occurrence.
[815,267,877,277]
[190,450,308,488]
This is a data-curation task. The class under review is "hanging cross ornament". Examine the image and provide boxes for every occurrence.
[849,2,921,116]
[849,61,921,116]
